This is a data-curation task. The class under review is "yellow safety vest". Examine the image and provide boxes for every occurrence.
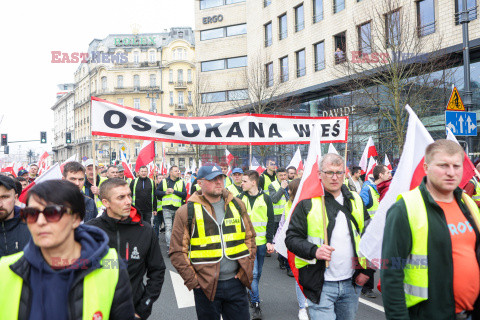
[367,185,380,218]
[285,201,293,220]
[470,178,480,202]
[162,179,184,207]
[225,176,233,188]
[189,202,250,264]
[226,184,242,197]
[0,248,119,320]
[241,193,268,246]
[295,193,367,270]
[270,180,287,216]
[398,187,480,308]
[95,177,109,209]
[132,177,154,207]
[262,174,273,195]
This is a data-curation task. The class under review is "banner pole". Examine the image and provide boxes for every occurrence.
[344,142,348,173]
[91,135,98,204]
[321,195,329,268]
[249,144,252,168]
[153,141,157,183]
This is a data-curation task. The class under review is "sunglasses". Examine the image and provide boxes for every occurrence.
[20,205,71,223]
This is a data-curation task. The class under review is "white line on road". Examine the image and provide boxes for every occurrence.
[170,270,195,309]
[359,298,385,313]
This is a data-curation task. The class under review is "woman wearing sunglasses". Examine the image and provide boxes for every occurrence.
[0,180,135,320]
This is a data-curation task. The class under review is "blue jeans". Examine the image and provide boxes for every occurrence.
[153,210,164,237]
[295,282,307,309]
[307,278,361,320]
[163,208,176,247]
[248,244,266,304]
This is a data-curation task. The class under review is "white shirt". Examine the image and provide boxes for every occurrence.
[353,179,361,193]
[324,193,355,281]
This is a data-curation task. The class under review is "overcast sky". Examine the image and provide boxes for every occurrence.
[0,0,194,162]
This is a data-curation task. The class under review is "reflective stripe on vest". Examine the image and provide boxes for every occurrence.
[367,185,380,218]
[132,177,154,207]
[189,202,250,264]
[262,174,273,195]
[0,248,119,320]
[241,194,269,245]
[162,179,184,207]
[226,184,241,197]
[270,180,287,216]
[285,202,293,220]
[471,178,480,201]
[295,193,367,269]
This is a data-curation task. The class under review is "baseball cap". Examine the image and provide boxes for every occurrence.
[232,168,244,174]
[197,165,226,180]
[18,169,28,177]
[84,159,99,167]
[0,175,16,191]
[117,165,124,172]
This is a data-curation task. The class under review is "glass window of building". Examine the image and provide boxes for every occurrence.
[188,69,192,82]
[202,59,226,72]
[227,24,247,36]
[188,91,192,104]
[149,51,156,63]
[178,91,184,105]
[169,70,174,83]
[178,69,184,83]
[280,56,289,82]
[296,49,306,77]
[134,98,140,109]
[202,91,227,103]
[334,32,346,64]
[358,22,372,54]
[150,74,156,87]
[133,51,140,64]
[200,27,225,40]
[264,0,271,7]
[386,10,400,47]
[295,4,305,32]
[227,56,247,68]
[333,0,345,13]
[169,91,174,105]
[455,0,477,24]
[133,75,140,89]
[117,98,124,105]
[417,0,435,36]
[200,0,223,9]
[313,0,323,23]
[265,22,273,46]
[170,158,175,166]
[228,89,248,101]
[279,14,288,40]
[101,76,107,90]
[226,0,245,4]
[117,75,123,88]
[266,62,274,87]
[314,41,325,71]
[150,98,156,111]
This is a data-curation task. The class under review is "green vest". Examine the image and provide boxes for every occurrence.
[0,248,119,320]
[284,201,293,220]
[226,183,241,197]
[294,193,367,270]
[262,174,273,195]
[470,178,480,202]
[225,176,233,188]
[162,179,184,207]
[132,177,154,207]
[95,177,109,209]
[241,193,268,246]
[270,180,287,216]
[189,202,250,264]
[367,185,380,218]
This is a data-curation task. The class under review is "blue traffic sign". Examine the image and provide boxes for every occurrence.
[445,111,477,136]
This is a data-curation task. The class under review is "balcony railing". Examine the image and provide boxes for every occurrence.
[265,38,272,47]
[313,12,323,23]
[296,67,306,78]
[165,146,195,154]
[334,51,346,64]
[113,86,161,93]
[279,31,287,40]
[174,81,187,88]
[175,104,188,111]
[315,61,326,71]
[295,22,305,32]
[417,21,436,37]
[455,6,478,24]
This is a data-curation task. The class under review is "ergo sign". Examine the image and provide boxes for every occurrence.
[202,15,224,24]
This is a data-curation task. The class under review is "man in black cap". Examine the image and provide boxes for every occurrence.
[0,175,31,258]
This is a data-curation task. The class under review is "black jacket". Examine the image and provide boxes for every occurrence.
[83,195,98,222]
[86,208,166,319]
[285,185,372,304]
[83,175,101,199]
[0,207,31,259]
[130,177,156,213]
[155,177,187,211]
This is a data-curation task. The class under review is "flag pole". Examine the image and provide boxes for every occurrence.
[91,135,98,204]
[321,195,329,268]
[153,141,157,183]
[249,144,252,168]
[344,142,348,173]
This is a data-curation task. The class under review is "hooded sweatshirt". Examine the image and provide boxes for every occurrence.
[0,206,31,258]
[23,224,110,320]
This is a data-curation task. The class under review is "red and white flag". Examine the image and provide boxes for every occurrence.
[226,165,232,176]
[287,147,303,170]
[120,152,134,180]
[328,143,339,155]
[1,164,16,177]
[359,137,378,173]
[60,154,78,173]
[37,152,50,176]
[446,127,477,188]
[225,148,234,164]
[384,154,392,170]
[19,163,63,204]
[359,105,434,265]
[250,157,264,174]
[366,157,377,177]
[135,141,155,173]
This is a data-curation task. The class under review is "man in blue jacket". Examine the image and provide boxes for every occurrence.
[0,175,31,258]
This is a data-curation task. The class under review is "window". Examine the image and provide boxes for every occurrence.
[295,4,305,32]
[117,98,124,105]
[202,91,227,103]
[170,158,175,166]
[101,76,107,90]
[178,91,184,105]
[133,75,140,90]
[117,75,123,88]
[280,56,289,82]
[178,69,184,83]
[266,62,274,87]
[227,56,247,68]
[201,24,247,40]
[200,0,223,9]
[150,98,156,111]
[296,49,306,77]
[188,91,192,104]
[187,69,192,82]
[133,51,140,64]
[201,56,247,71]
[150,74,156,87]
[313,0,323,23]
[333,0,345,13]
[227,89,248,101]
[279,14,287,40]
[169,91,174,105]
[455,0,477,24]
[149,51,156,63]
[417,0,435,36]
[178,32,184,38]
[264,0,271,7]
[226,24,247,36]
[169,70,174,83]
[314,41,325,71]
[386,10,400,47]
[358,22,372,54]
[226,0,245,4]
[134,98,140,109]
[265,22,272,47]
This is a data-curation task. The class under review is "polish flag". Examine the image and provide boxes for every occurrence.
[359,105,434,266]
[37,152,50,176]
[1,165,16,177]
[366,157,377,177]
[135,141,155,173]
[226,165,232,176]
[275,124,324,290]
[250,157,264,174]
[287,147,304,170]
[328,143,339,155]
[60,154,78,173]
[19,163,63,204]
[446,127,476,188]
[225,149,234,164]
[120,152,134,180]
[384,154,392,170]
[359,137,378,173]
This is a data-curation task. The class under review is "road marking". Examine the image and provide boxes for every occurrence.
[359,298,385,312]
[170,270,195,309]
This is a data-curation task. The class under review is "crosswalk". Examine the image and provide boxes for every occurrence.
[169,270,195,308]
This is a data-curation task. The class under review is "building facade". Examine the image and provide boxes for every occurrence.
[51,87,75,161]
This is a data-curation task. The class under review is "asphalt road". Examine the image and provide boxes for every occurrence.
[149,232,386,320]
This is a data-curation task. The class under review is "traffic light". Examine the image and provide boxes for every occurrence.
[40,131,47,144]
[66,132,72,144]
[4,146,8,154]
[111,151,117,161]
[1,134,6,146]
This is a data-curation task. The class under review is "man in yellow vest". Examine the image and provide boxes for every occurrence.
[259,159,276,195]
[382,140,480,320]
[239,170,275,320]
[285,153,371,320]
[464,162,480,208]
[226,167,244,197]
[221,163,234,188]
[0,179,135,319]
[359,164,391,219]
[170,164,256,320]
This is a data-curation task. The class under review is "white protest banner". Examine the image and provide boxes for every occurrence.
[91,97,348,145]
